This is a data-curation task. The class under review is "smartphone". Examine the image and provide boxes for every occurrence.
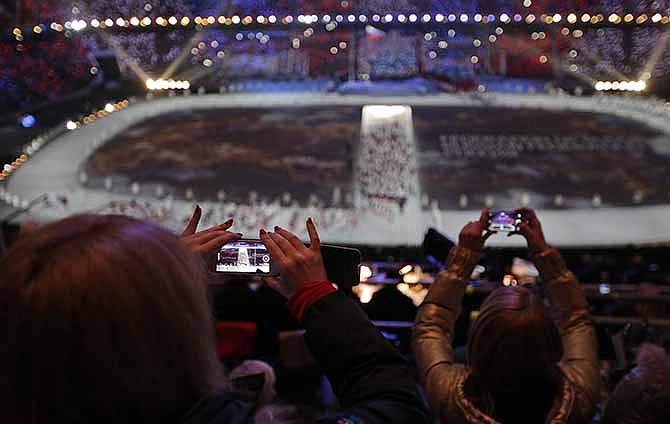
[212,239,279,276]
[487,211,523,233]
[321,244,362,289]
[211,240,361,289]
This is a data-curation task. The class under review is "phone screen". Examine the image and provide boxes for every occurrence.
[214,240,278,276]
[488,211,523,232]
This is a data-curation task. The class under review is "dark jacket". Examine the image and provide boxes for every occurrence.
[184,291,429,424]
[412,246,599,424]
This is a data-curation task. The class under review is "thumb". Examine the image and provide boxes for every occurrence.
[263,277,291,299]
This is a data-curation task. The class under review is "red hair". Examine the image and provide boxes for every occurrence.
[0,214,225,423]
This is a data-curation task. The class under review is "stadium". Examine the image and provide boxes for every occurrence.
[2,1,670,423]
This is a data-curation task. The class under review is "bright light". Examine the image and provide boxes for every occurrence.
[66,121,77,130]
[91,19,100,27]
[130,17,140,26]
[500,13,510,23]
[146,78,191,91]
[359,265,373,282]
[595,80,647,92]
[399,264,413,275]
[104,103,115,113]
[364,105,408,119]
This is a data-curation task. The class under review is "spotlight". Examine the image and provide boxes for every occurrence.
[20,115,36,128]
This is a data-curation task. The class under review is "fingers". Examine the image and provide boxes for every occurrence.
[205,218,234,233]
[195,232,241,254]
[478,208,490,227]
[181,205,202,236]
[274,226,308,252]
[517,221,532,237]
[516,207,538,227]
[306,217,321,252]
[268,232,296,256]
[260,229,286,262]
[482,230,496,242]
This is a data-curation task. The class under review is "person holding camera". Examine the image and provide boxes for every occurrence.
[0,210,427,424]
[412,208,599,424]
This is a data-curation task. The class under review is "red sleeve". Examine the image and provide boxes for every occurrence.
[287,281,337,321]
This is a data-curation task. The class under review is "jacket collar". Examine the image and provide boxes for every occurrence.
[453,371,575,424]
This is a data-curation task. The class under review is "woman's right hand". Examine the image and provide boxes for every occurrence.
[515,208,550,254]
[259,218,328,299]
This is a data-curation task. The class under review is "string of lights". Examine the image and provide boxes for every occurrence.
[10,11,670,39]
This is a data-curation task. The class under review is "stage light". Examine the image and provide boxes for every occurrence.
[66,121,77,130]
[130,17,140,26]
[526,14,536,23]
[20,115,36,128]
[474,14,483,22]
[399,264,413,275]
[116,17,125,27]
[409,14,418,22]
[447,14,456,22]
[581,13,590,23]
[104,103,115,113]
[423,14,431,22]
[359,15,367,22]
[91,19,100,28]
[435,14,444,22]
[473,39,481,47]
[471,55,479,64]
[567,13,577,24]
[500,13,510,23]
[460,14,468,23]
[268,15,277,23]
[348,14,356,22]
[33,25,42,34]
[336,14,345,22]
[232,15,241,24]
[652,13,663,23]
[553,13,562,22]
[384,14,393,22]
[372,14,380,22]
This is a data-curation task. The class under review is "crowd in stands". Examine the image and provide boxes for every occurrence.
[2,205,669,424]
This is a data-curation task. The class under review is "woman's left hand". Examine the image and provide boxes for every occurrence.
[180,205,241,255]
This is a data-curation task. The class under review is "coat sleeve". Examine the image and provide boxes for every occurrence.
[300,291,429,424]
[532,248,600,421]
[411,246,480,414]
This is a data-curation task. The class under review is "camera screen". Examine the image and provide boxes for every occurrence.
[488,211,523,232]
[216,240,273,274]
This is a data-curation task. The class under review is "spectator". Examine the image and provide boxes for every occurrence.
[0,209,427,423]
[601,343,670,424]
[412,208,599,423]
[259,220,428,423]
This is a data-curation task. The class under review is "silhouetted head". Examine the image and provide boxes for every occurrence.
[467,286,563,392]
[0,214,224,423]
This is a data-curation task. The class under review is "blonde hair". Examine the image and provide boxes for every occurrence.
[0,214,226,423]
